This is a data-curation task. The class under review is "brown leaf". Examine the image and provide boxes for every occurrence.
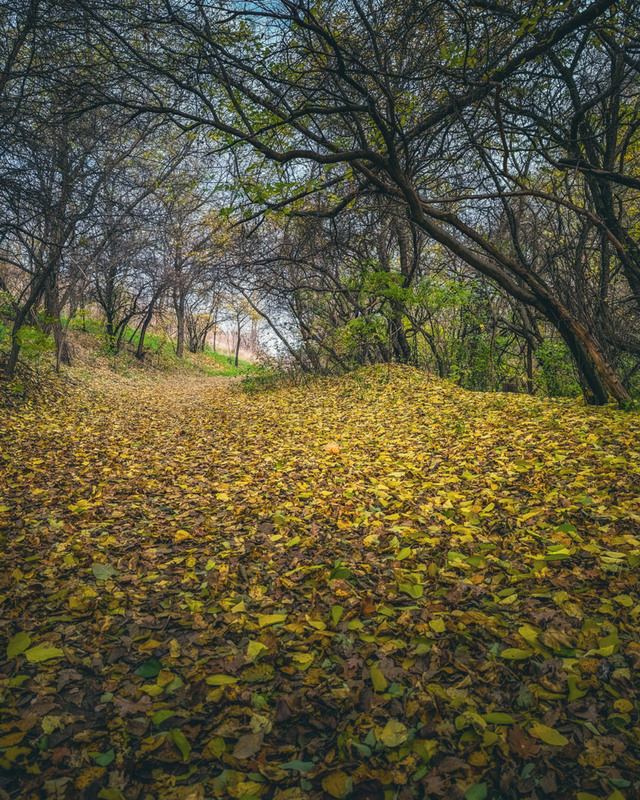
[508,725,541,758]
[232,732,263,760]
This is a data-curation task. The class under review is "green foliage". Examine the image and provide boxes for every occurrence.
[0,296,54,366]
[340,315,387,352]
[0,290,14,317]
[535,341,581,398]
[203,348,255,377]
[621,397,640,412]
[15,326,55,358]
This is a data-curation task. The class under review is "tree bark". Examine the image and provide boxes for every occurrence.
[526,342,534,395]
[44,273,71,370]
[234,315,242,367]
[136,299,156,360]
[175,292,185,358]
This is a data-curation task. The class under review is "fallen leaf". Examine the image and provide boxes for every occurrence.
[529,723,569,747]
[232,732,263,759]
[7,632,31,659]
[322,771,352,798]
[378,719,408,748]
[170,728,191,761]
[25,645,64,662]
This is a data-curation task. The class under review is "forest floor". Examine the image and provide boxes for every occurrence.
[1,366,640,800]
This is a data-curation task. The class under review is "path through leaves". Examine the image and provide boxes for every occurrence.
[1,366,639,800]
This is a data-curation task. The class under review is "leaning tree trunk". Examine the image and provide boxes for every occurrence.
[543,298,629,405]
[406,198,631,406]
[3,266,55,376]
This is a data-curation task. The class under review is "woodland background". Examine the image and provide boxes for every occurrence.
[1,0,639,405]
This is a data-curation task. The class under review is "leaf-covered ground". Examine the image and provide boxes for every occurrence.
[1,366,640,800]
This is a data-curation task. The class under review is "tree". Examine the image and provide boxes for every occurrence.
[0,2,177,373]
[80,0,635,403]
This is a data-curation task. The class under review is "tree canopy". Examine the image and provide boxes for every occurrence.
[1,1,640,394]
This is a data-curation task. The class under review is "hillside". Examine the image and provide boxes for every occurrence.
[0,321,254,404]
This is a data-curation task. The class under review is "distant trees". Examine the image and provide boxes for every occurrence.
[220,207,582,395]
[0,3,234,372]
[0,3,156,370]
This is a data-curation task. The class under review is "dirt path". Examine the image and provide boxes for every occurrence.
[1,367,639,800]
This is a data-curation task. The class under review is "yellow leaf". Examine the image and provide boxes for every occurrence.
[157,670,174,687]
[0,731,26,748]
[518,625,539,645]
[292,652,314,670]
[258,613,287,627]
[613,594,633,607]
[25,645,64,662]
[7,632,31,659]
[228,781,263,799]
[499,648,532,660]
[321,771,352,798]
[529,723,569,746]
[140,684,163,696]
[429,618,446,633]
[41,716,64,734]
[370,663,388,692]
[139,638,163,651]
[246,641,268,662]
[206,674,238,685]
[379,719,408,748]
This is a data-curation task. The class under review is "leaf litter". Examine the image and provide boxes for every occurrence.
[1,365,639,799]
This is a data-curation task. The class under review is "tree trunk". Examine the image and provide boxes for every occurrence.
[526,342,534,395]
[136,301,156,359]
[5,335,21,376]
[234,316,242,367]
[552,310,627,405]
[44,273,71,370]
[105,315,117,352]
[3,267,54,376]
[389,303,411,363]
[175,293,185,358]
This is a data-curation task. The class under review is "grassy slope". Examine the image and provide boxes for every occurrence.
[0,366,639,800]
[0,320,254,406]
[67,318,255,377]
